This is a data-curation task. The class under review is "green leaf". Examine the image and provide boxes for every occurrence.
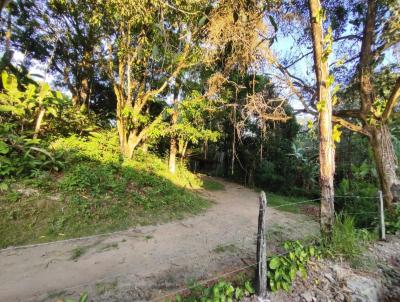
[269,256,281,269]
[244,281,255,294]
[0,140,9,154]
[79,293,88,302]
[198,15,207,26]
[326,74,335,88]
[47,107,58,117]
[317,99,326,112]
[0,105,25,116]
[333,124,342,143]
[0,182,8,191]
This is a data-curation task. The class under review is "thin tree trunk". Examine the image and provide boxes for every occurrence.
[169,85,180,174]
[308,0,335,235]
[369,124,400,207]
[33,107,45,139]
[169,136,177,174]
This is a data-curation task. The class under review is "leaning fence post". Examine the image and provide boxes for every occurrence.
[378,190,386,240]
[256,191,268,300]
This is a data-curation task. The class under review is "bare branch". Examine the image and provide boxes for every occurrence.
[332,116,370,137]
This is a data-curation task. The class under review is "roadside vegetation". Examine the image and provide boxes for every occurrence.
[0,0,399,300]
[0,131,210,248]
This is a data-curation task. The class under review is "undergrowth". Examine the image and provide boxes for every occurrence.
[0,131,209,248]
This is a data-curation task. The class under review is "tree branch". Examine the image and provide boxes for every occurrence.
[382,76,400,121]
[332,116,370,137]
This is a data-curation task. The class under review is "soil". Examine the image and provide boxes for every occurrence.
[0,178,319,302]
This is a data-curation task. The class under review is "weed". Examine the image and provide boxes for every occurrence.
[268,240,321,292]
[323,214,373,261]
[70,246,89,261]
[201,178,225,191]
[212,243,237,254]
[95,280,118,295]
[0,132,209,248]
[169,279,254,302]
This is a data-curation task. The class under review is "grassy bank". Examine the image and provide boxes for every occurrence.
[0,132,210,248]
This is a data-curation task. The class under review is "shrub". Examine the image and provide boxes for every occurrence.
[335,178,379,228]
[323,214,373,261]
[268,240,321,292]
[386,203,400,234]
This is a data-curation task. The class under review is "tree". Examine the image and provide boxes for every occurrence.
[100,0,207,158]
[169,90,220,173]
[272,0,400,208]
[331,0,400,207]
[308,0,335,234]
[12,0,103,109]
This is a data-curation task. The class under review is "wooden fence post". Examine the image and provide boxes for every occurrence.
[378,190,386,240]
[256,191,268,300]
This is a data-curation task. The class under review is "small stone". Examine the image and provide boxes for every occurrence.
[334,292,345,302]
[332,265,351,281]
[324,273,335,283]
[301,291,314,302]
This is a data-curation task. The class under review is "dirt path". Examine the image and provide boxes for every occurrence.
[0,179,319,302]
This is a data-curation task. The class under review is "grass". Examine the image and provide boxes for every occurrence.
[212,243,238,254]
[0,132,210,248]
[201,177,225,191]
[70,246,90,261]
[266,192,318,213]
[95,280,118,295]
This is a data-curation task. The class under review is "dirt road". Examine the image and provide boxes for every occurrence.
[0,179,319,302]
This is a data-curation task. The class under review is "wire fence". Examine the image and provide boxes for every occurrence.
[149,192,385,301]
[1,191,386,302]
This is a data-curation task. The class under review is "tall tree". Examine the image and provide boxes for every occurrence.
[308,0,335,234]
[12,0,103,109]
[332,0,400,207]
[272,0,400,207]
[101,0,207,158]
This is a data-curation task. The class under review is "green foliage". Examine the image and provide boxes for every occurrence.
[323,214,373,261]
[0,71,66,134]
[0,71,67,177]
[63,292,88,302]
[168,279,254,302]
[0,124,64,177]
[268,241,321,292]
[201,179,225,191]
[335,177,378,228]
[386,203,400,234]
[267,192,318,213]
[0,131,209,248]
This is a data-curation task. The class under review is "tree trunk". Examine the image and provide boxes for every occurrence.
[169,84,180,174]
[369,124,400,207]
[33,107,45,139]
[169,136,177,174]
[308,0,335,235]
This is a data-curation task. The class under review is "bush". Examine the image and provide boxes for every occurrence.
[323,214,373,261]
[386,203,400,234]
[268,241,321,292]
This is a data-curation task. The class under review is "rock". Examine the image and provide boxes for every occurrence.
[346,275,381,302]
[332,265,351,281]
[300,291,314,302]
[315,288,329,302]
[334,292,345,302]
[324,273,335,283]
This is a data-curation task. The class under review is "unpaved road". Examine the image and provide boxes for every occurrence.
[0,179,319,302]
